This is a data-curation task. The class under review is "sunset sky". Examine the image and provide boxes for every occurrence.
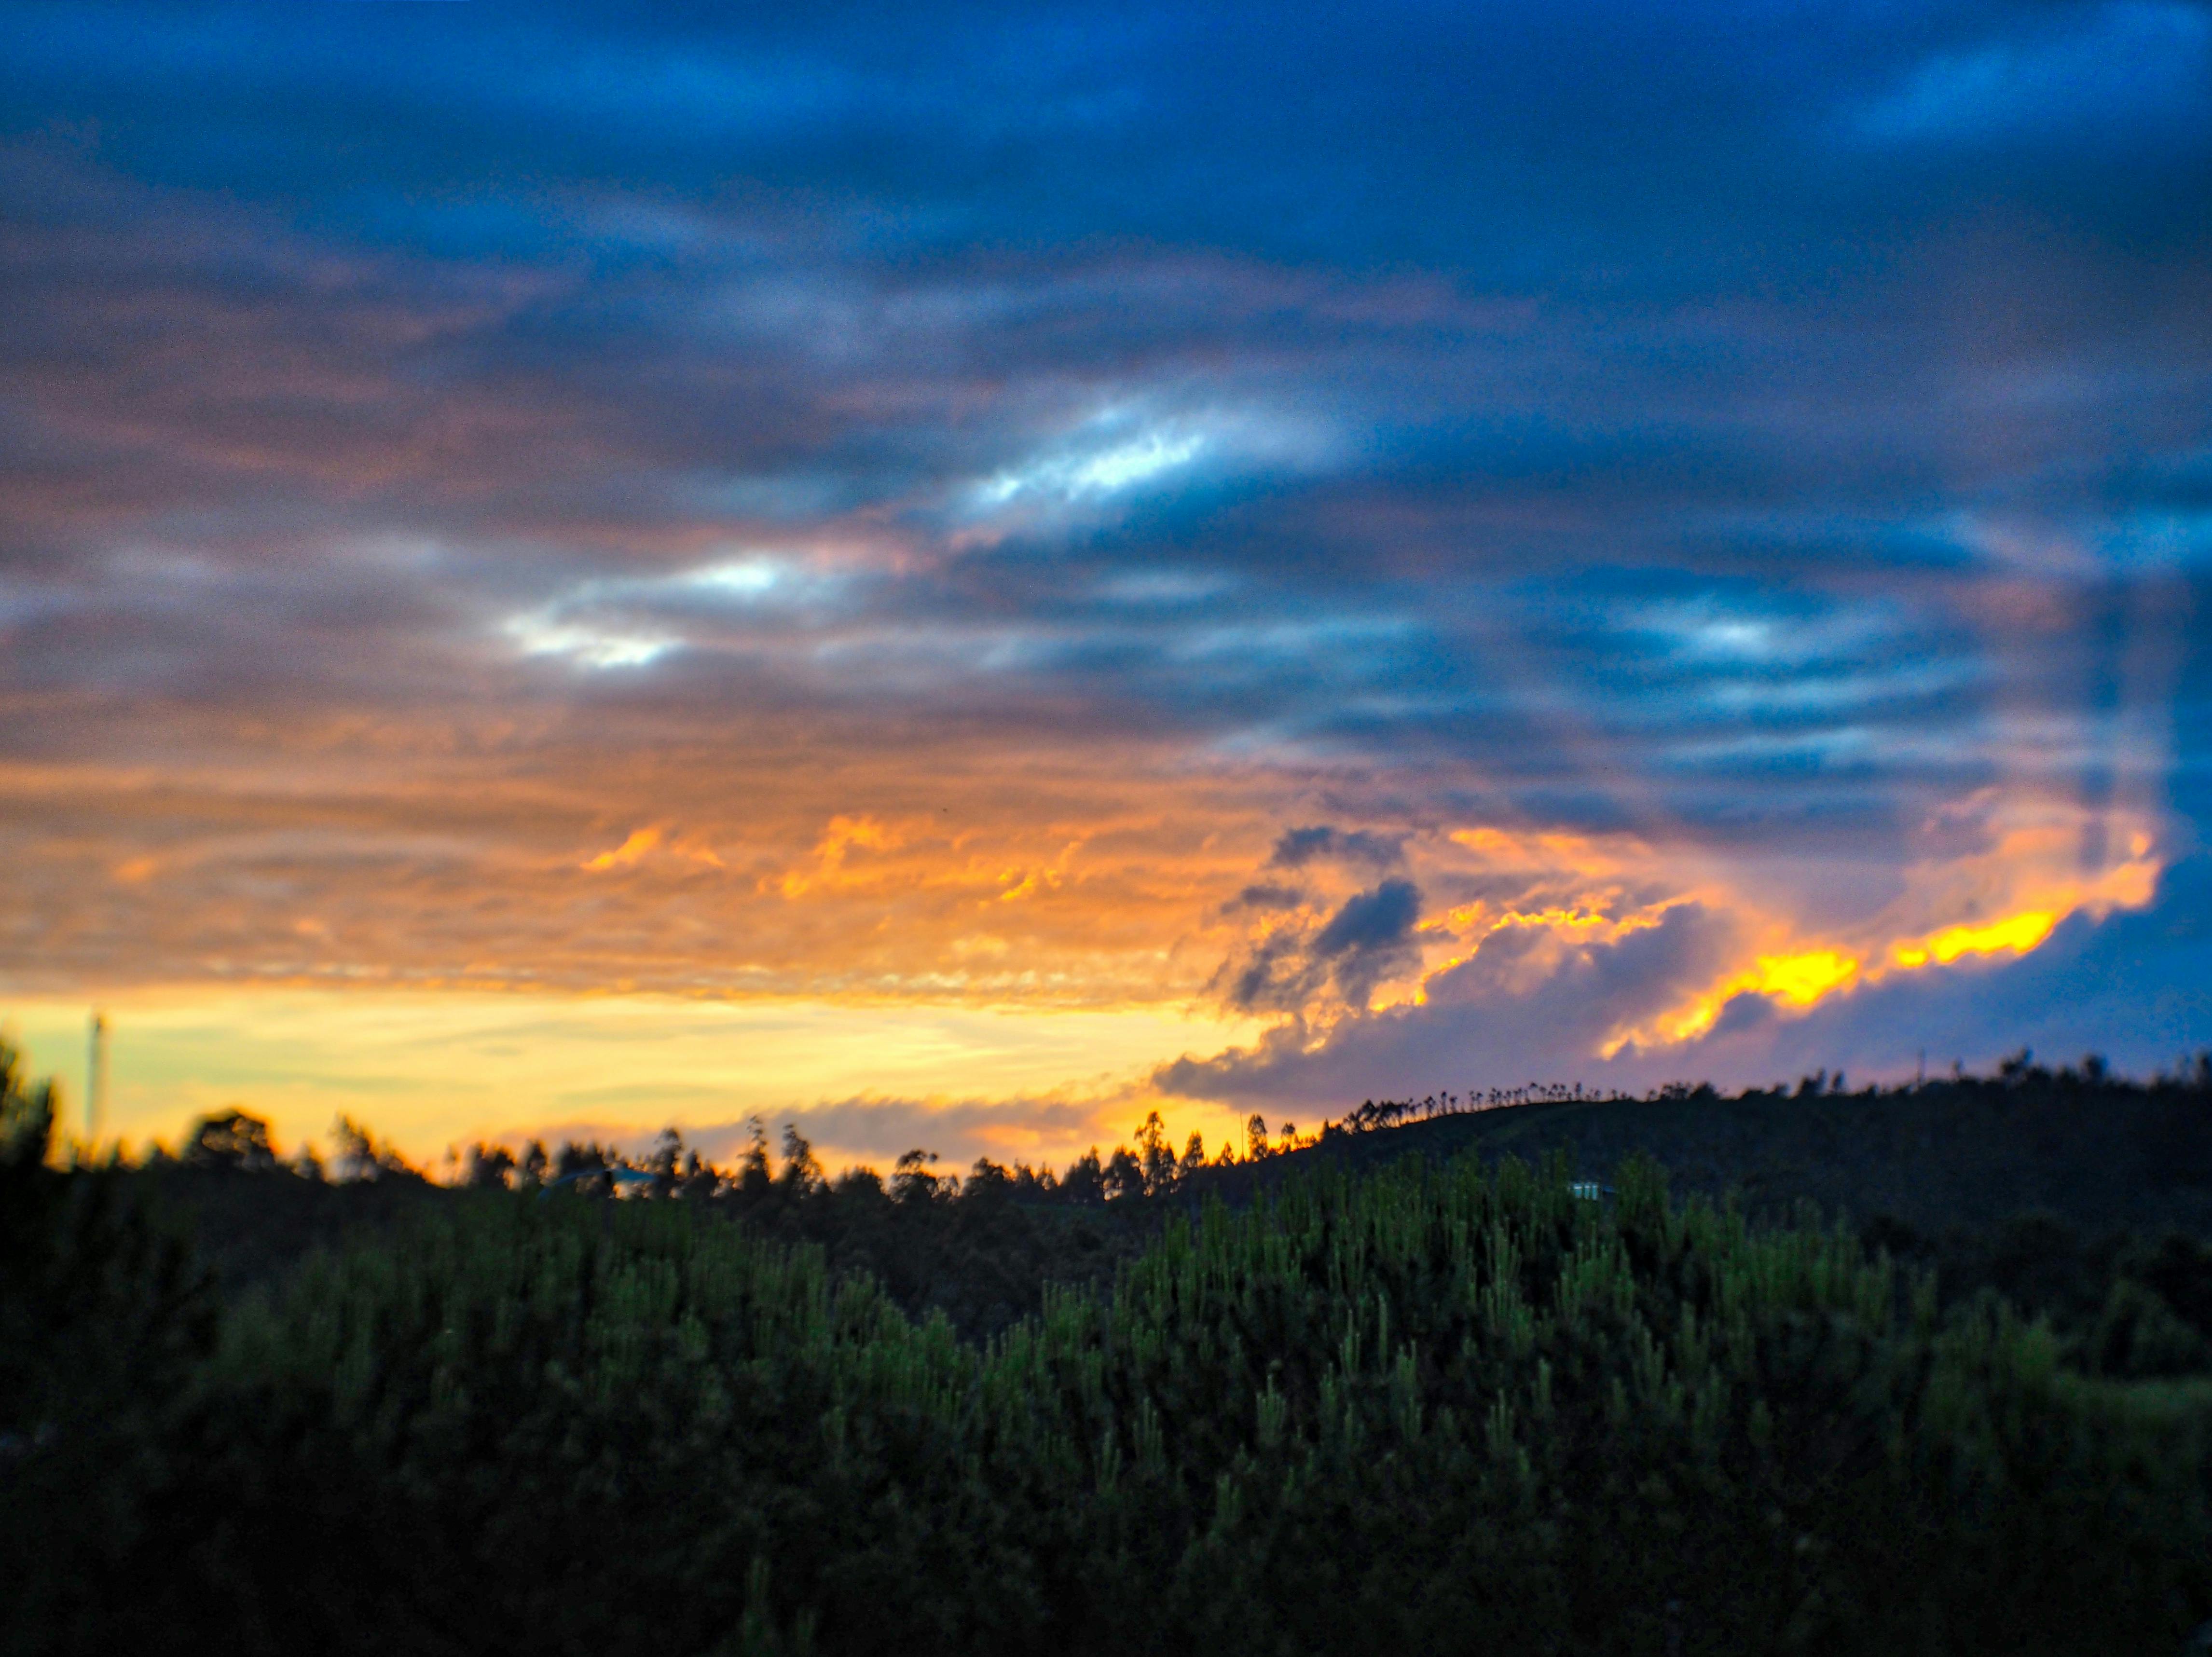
[3,0,2209,1171]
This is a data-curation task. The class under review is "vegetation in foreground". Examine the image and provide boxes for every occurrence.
[6,1047,2212,1655]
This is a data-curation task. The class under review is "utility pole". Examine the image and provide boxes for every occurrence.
[87,1011,109,1147]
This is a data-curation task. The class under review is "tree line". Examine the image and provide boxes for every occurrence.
[7,1040,2212,1654]
[156,1098,1322,1202]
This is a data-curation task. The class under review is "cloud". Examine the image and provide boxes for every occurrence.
[1313,877,1421,957]
[1222,882,1304,914]
[1216,877,1425,1015]
[1852,3,2212,151]
[581,828,662,871]
[0,1,2208,1159]
[1160,843,2212,1116]
[1268,826,1407,870]
[1651,853,2212,1086]
[1161,900,1740,1105]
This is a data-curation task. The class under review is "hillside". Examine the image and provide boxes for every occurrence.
[105,1059,2212,1365]
[1204,1062,2212,1240]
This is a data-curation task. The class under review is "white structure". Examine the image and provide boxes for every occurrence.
[86,1011,108,1145]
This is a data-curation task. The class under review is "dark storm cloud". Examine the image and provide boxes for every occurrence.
[1223,883,1304,914]
[0,0,2207,1088]
[1269,827,1407,871]
[1162,901,1743,1104]
[1217,879,1424,1015]
[1312,881,1422,959]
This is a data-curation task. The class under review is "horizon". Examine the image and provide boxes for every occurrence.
[23,1039,2198,1184]
[3,0,2209,1170]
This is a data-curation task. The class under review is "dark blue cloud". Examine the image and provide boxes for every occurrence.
[8,2,2210,271]
[0,0,2207,1081]
[1216,879,1425,1014]
[1269,826,1406,870]
[1223,883,1304,913]
[1312,880,1421,958]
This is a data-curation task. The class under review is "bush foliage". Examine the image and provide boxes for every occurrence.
[9,1046,2212,1654]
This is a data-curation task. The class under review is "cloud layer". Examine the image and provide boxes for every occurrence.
[1,0,2208,1156]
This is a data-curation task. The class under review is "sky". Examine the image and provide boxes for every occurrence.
[2,0,2209,1172]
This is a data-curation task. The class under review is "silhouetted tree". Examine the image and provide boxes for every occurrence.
[963,1157,1013,1199]
[1102,1145,1145,1201]
[678,1148,719,1201]
[833,1164,885,1199]
[738,1117,774,1197]
[778,1125,824,1197]
[182,1109,280,1173]
[334,1114,417,1182]
[647,1127,685,1197]
[1134,1110,1176,1194]
[891,1148,939,1204]
[1059,1148,1104,1204]
[464,1142,516,1189]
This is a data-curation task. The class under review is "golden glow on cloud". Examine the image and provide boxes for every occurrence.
[1891,912,2055,969]
[0,118,2196,1180]
[776,815,907,898]
[1417,790,2166,1064]
[1402,898,1671,1009]
[1406,833,1668,976]
[1604,947,1863,1054]
[1614,810,2158,1057]
[582,827,663,870]
[0,681,2173,1163]
[1750,949,1862,1005]
[1424,903,1654,943]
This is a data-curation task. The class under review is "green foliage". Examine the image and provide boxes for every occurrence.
[0,1043,219,1656]
[13,1126,2211,1655]
[12,1060,2212,1653]
[124,1113,1154,1334]
[1279,1056,2212,1241]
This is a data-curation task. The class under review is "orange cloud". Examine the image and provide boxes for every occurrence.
[1605,946,1861,1054]
[1427,786,2169,1064]
[582,827,663,870]
[1891,911,2055,969]
[776,814,907,898]
[1594,806,2164,1057]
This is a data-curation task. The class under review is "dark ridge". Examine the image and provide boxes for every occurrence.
[55,1049,2212,1343]
[1194,1058,2212,1239]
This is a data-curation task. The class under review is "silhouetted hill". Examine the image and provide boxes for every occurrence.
[95,1058,2212,1352]
[1199,1066,2212,1239]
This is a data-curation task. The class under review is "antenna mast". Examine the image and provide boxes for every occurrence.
[87,1011,109,1146]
